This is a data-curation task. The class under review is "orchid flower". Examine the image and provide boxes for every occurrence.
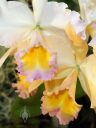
[77,0,96,111]
[0,0,92,125]
[41,21,89,124]
[0,0,78,81]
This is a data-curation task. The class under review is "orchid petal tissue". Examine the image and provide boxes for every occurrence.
[0,0,96,125]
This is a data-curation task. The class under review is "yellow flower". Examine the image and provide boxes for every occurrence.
[42,70,82,125]
[40,22,88,124]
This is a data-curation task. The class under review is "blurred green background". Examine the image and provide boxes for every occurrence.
[0,0,95,128]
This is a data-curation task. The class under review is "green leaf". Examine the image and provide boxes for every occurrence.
[76,79,86,99]
[11,85,44,119]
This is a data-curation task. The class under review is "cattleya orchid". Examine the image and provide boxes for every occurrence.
[79,0,96,109]
[0,0,96,125]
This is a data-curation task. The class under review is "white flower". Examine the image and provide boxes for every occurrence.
[0,0,75,66]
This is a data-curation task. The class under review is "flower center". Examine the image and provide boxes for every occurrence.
[22,46,51,70]
[33,24,43,30]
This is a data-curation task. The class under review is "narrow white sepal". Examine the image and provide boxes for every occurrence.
[32,0,47,24]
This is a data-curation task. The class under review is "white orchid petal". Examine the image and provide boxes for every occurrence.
[0,0,34,47]
[69,11,86,40]
[2,0,34,25]
[79,0,96,23]
[43,30,76,69]
[32,0,47,24]
[0,0,6,7]
[40,1,71,29]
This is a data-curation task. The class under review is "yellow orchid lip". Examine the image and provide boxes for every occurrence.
[41,89,81,125]
[41,70,82,125]
[15,43,57,82]
[12,74,41,99]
